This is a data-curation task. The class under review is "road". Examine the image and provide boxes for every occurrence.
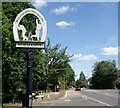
[33,89,119,108]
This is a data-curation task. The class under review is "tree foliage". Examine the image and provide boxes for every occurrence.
[44,38,74,91]
[2,2,36,103]
[32,50,46,91]
[58,63,75,90]
[76,71,88,87]
[91,60,118,89]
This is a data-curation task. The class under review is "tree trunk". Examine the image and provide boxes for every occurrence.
[55,85,56,92]
[37,85,38,94]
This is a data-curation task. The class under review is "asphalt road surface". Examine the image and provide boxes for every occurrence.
[33,89,119,107]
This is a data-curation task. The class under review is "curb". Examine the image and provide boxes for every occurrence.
[33,90,68,103]
[46,90,67,102]
[59,90,67,100]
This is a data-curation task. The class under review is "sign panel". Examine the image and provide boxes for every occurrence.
[13,8,47,49]
[15,41,45,49]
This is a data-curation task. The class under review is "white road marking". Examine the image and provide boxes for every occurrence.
[81,94,112,106]
[60,91,68,100]
[81,95,88,99]
[64,99,71,102]
[43,102,51,104]
[65,91,67,98]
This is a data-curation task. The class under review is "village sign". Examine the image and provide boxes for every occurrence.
[13,8,47,49]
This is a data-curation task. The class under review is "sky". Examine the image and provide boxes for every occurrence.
[31,0,118,80]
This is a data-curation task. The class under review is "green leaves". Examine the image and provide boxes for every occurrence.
[76,71,88,87]
[32,50,46,90]
[91,60,118,89]
[2,2,36,103]
[43,38,75,90]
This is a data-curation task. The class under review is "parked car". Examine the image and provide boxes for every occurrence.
[76,86,81,91]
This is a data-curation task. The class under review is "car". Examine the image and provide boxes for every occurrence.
[76,86,81,91]
[69,86,73,88]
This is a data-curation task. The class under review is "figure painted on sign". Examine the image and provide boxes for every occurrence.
[28,31,32,40]
[31,19,46,41]
[17,24,28,41]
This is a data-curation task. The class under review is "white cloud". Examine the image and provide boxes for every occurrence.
[32,0,47,8]
[101,47,118,55]
[79,55,98,60]
[73,54,82,58]
[50,5,69,15]
[56,21,75,29]
[73,54,98,60]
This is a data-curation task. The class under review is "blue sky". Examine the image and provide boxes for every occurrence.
[31,1,118,80]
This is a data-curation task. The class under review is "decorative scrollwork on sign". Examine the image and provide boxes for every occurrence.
[13,8,47,42]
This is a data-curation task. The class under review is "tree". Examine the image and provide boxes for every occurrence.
[64,64,75,87]
[88,77,92,88]
[115,70,120,89]
[76,71,88,87]
[32,50,46,91]
[2,2,36,103]
[91,60,118,89]
[58,63,75,90]
[44,38,73,91]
